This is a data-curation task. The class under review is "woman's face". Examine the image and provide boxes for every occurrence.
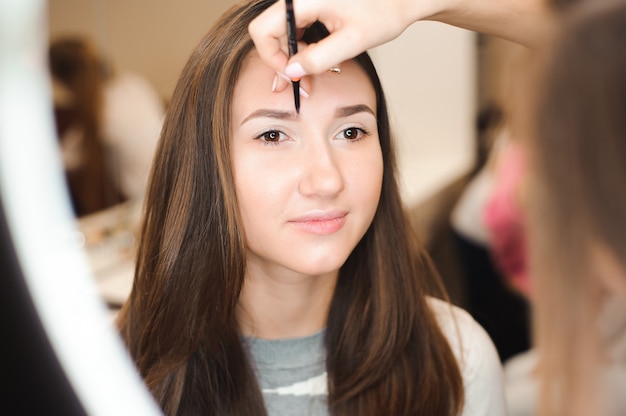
[231,51,383,279]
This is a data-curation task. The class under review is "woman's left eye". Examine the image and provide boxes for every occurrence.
[336,127,369,141]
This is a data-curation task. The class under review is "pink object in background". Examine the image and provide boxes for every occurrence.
[483,140,532,297]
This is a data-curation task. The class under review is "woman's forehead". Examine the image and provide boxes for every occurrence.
[231,51,377,125]
[234,50,376,117]
[241,49,372,84]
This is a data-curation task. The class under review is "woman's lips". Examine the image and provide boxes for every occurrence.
[289,211,348,235]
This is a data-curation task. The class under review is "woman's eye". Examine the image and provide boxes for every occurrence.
[336,127,368,141]
[255,130,285,144]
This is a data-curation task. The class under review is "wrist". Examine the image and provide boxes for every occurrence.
[401,0,453,25]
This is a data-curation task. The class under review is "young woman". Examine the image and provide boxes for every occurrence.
[117,0,504,414]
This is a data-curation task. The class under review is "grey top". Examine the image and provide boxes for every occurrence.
[244,298,508,416]
[245,329,328,416]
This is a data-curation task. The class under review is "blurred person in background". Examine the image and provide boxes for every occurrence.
[49,36,164,217]
[451,102,532,363]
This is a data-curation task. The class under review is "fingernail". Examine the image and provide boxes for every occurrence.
[276,72,291,82]
[285,62,306,80]
[275,71,308,97]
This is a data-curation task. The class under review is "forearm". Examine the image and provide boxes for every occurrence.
[420,0,557,47]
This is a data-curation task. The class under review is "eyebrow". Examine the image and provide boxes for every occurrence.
[241,109,296,125]
[334,104,375,119]
[240,104,376,125]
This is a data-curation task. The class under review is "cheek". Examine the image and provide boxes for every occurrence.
[233,151,291,226]
[233,171,268,247]
[347,147,384,210]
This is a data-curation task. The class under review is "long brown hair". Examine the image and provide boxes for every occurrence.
[49,38,122,216]
[528,1,626,414]
[117,0,463,414]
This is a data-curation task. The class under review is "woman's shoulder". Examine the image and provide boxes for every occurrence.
[426,296,508,416]
[427,297,490,351]
[426,296,499,376]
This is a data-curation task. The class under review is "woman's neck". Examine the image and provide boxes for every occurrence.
[237,266,338,340]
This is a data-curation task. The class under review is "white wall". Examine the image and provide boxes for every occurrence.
[371,22,477,207]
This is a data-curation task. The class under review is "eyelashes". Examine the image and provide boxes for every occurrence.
[253,127,371,147]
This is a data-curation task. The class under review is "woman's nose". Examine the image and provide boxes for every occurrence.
[297,141,345,199]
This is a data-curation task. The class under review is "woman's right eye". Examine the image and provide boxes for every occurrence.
[255,130,286,145]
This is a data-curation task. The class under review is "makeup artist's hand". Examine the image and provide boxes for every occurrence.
[249,0,427,86]
[249,0,554,91]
